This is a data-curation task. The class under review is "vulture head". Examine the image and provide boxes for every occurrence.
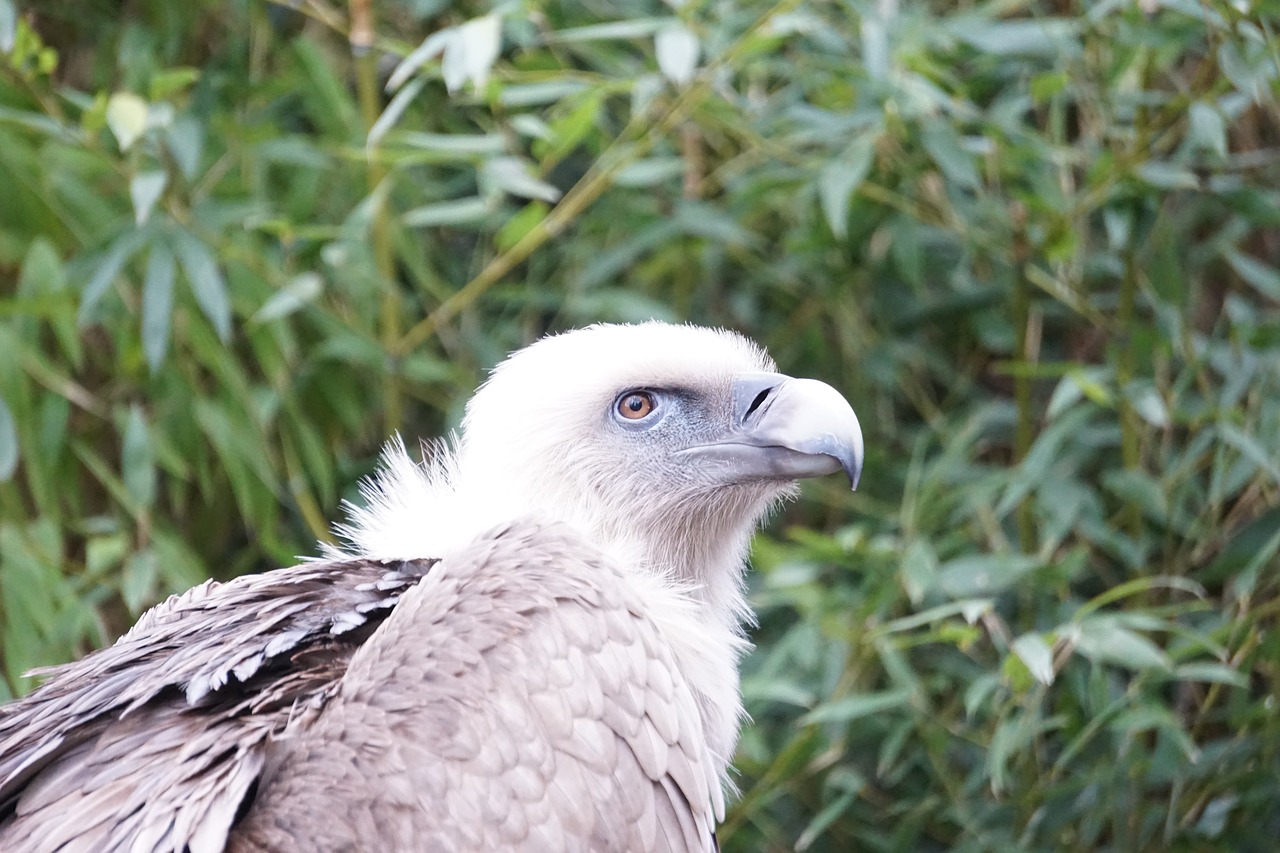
[344,322,860,596]
[342,321,862,765]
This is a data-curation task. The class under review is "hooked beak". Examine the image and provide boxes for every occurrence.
[677,372,864,490]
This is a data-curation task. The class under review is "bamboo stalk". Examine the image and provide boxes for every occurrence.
[350,0,402,433]
[1011,202,1036,555]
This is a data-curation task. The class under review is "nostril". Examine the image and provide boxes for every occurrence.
[743,387,773,420]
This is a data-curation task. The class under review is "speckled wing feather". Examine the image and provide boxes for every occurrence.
[0,521,721,852]
[0,554,434,853]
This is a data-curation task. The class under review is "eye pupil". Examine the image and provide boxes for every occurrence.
[617,391,655,420]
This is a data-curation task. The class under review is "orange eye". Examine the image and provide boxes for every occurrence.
[617,391,656,420]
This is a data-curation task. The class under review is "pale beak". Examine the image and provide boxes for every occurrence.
[677,372,864,490]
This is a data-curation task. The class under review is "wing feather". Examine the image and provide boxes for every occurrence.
[0,557,433,852]
[0,521,720,852]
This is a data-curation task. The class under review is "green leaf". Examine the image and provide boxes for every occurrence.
[655,24,699,86]
[796,785,858,851]
[121,549,160,615]
[921,120,980,188]
[164,115,204,180]
[1195,795,1239,840]
[1217,421,1280,487]
[878,599,993,634]
[614,157,685,188]
[496,201,547,253]
[394,132,506,157]
[106,91,149,151]
[899,538,938,604]
[988,711,1067,794]
[1186,102,1227,158]
[1030,70,1069,102]
[0,394,17,481]
[741,678,815,709]
[171,228,231,340]
[818,133,877,240]
[937,554,1039,598]
[536,92,602,164]
[1011,633,1055,685]
[551,18,675,43]
[1072,618,1170,672]
[1174,662,1248,689]
[1126,382,1169,428]
[1136,161,1199,190]
[0,0,15,53]
[497,80,589,107]
[1223,247,1280,300]
[141,242,175,371]
[1111,705,1198,761]
[149,67,200,100]
[481,157,561,203]
[78,229,149,324]
[386,29,451,92]
[367,77,424,148]
[441,14,501,94]
[251,273,323,324]
[17,236,66,295]
[402,197,491,228]
[508,114,552,141]
[801,689,912,726]
[964,672,1003,719]
[85,531,129,578]
[121,404,155,507]
[948,17,1081,58]
[1101,468,1168,523]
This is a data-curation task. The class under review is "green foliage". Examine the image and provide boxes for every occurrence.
[1,0,1278,848]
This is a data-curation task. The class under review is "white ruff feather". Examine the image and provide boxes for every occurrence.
[327,322,791,785]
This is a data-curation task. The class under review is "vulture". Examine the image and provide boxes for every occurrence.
[0,321,862,852]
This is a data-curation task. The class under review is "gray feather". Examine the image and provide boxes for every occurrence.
[0,522,717,852]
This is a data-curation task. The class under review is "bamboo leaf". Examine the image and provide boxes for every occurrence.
[171,228,231,341]
[1012,633,1055,685]
[442,15,501,94]
[801,689,912,725]
[402,197,492,228]
[655,24,699,86]
[78,229,149,324]
[0,394,17,481]
[121,404,155,507]
[481,157,561,202]
[106,91,148,151]
[1072,618,1170,672]
[129,170,167,225]
[251,273,323,324]
[819,133,877,240]
[141,242,175,371]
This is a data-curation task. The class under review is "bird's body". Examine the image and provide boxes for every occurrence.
[0,322,862,852]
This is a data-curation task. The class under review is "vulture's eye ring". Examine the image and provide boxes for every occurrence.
[616,391,657,421]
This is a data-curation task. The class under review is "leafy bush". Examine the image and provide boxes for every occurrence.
[1,0,1277,849]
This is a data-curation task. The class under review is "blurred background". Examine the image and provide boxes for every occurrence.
[1,0,1278,849]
